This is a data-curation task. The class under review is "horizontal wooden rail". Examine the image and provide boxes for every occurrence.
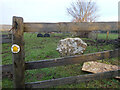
[2,64,12,73]
[2,64,12,78]
[0,39,12,44]
[25,69,120,88]
[2,49,118,77]
[0,34,12,44]
[25,49,118,70]
[24,22,118,32]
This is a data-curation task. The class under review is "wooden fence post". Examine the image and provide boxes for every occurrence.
[106,31,109,41]
[12,16,25,88]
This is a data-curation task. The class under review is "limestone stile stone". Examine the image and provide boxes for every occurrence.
[56,38,87,56]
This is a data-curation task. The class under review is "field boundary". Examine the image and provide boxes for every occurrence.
[2,16,119,88]
[2,49,118,75]
[0,33,12,44]
[25,69,119,88]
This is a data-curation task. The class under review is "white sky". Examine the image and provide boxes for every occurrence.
[0,0,120,25]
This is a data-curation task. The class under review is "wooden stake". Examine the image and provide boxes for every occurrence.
[12,16,25,88]
[106,31,109,41]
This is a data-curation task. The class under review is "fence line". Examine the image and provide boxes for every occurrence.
[24,22,118,32]
[25,69,120,88]
[0,33,12,44]
[1,16,119,88]
[2,49,118,77]
[25,49,118,70]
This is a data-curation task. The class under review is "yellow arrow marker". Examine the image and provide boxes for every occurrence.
[11,44,20,53]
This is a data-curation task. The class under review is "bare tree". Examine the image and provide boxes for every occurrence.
[67,0,98,22]
[67,0,99,38]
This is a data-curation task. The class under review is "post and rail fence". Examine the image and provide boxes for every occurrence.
[0,32,12,44]
[1,16,119,88]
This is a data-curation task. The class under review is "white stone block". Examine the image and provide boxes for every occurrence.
[56,38,87,56]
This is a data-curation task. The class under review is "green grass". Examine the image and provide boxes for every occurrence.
[97,33,118,40]
[2,33,119,88]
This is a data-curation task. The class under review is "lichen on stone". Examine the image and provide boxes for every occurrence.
[56,38,87,56]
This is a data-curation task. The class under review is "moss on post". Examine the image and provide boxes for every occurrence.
[12,16,25,88]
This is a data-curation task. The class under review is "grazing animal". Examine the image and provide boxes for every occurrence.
[44,33,50,37]
[37,33,43,37]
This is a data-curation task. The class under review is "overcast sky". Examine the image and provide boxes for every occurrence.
[0,0,119,25]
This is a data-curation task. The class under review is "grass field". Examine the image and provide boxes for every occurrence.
[97,33,118,40]
[2,33,119,88]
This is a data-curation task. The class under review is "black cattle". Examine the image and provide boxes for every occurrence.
[44,33,50,37]
[37,33,43,37]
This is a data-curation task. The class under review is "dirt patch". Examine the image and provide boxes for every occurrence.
[84,39,119,48]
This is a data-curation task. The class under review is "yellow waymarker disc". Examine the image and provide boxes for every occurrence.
[11,44,20,53]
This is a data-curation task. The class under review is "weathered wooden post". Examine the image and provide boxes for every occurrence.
[106,31,109,41]
[12,16,25,88]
